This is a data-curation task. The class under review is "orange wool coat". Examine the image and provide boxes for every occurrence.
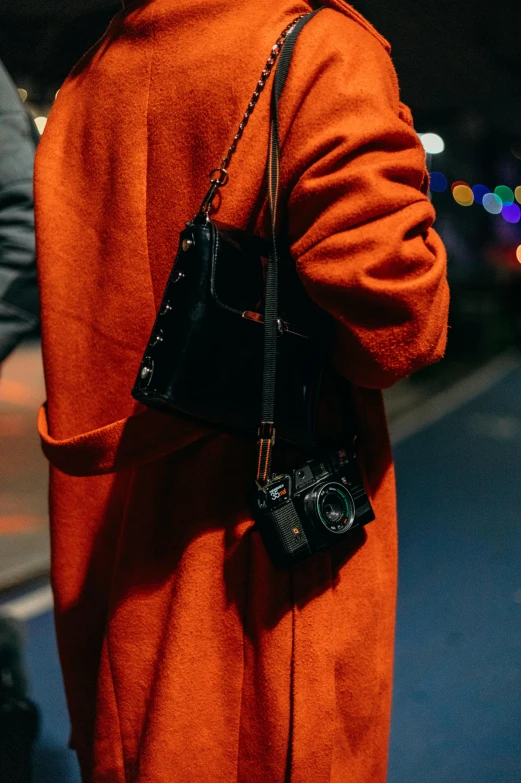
[34,1,449,781]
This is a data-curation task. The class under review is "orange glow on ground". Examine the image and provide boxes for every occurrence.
[0,515,44,534]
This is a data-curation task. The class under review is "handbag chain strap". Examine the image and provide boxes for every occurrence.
[198,10,324,485]
[197,14,307,218]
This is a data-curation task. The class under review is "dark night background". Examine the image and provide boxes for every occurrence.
[1,0,520,130]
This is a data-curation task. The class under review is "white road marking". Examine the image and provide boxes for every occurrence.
[389,349,521,445]
[0,584,54,620]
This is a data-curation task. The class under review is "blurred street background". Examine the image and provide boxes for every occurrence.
[1,0,521,781]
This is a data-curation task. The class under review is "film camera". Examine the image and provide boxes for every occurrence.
[253,446,374,568]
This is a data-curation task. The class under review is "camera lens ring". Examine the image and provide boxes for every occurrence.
[314,482,355,535]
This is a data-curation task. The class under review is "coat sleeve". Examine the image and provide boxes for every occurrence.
[0,60,39,364]
[282,11,449,389]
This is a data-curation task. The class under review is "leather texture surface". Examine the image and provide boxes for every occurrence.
[132,220,324,446]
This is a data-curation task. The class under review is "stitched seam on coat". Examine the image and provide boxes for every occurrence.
[143,6,159,308]
[133,546,180,773]
[104,468,141,783]
[105,636,129,782]
[126,26,159,773]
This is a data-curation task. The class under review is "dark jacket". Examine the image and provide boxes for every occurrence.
[0,59,39,363]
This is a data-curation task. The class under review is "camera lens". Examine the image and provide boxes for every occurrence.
[316,483,355,534]
[322,494,344,523]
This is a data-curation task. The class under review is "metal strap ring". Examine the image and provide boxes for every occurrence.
[209,168,229,187]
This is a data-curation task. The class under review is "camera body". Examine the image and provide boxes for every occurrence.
[253,446,375,568]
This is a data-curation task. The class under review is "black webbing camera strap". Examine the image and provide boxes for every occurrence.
[198,9,324,485]
[257,9,323,484]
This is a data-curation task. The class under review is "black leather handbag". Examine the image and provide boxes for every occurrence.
[132,10,329,454]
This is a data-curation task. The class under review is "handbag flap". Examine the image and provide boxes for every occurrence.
[210,223,267,315]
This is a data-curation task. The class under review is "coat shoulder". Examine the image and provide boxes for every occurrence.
[320,1,391,53]
[295,5,400,109]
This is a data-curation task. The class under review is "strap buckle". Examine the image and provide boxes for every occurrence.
[257,421,276,445]
[256,422,276,485]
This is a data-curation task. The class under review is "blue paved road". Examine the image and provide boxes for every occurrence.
[20,368,521,781]
[388,368,521,783]
[25,613,81,782]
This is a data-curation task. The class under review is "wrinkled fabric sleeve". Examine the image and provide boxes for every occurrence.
[0,60,39,363]
[282,12,449,389]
